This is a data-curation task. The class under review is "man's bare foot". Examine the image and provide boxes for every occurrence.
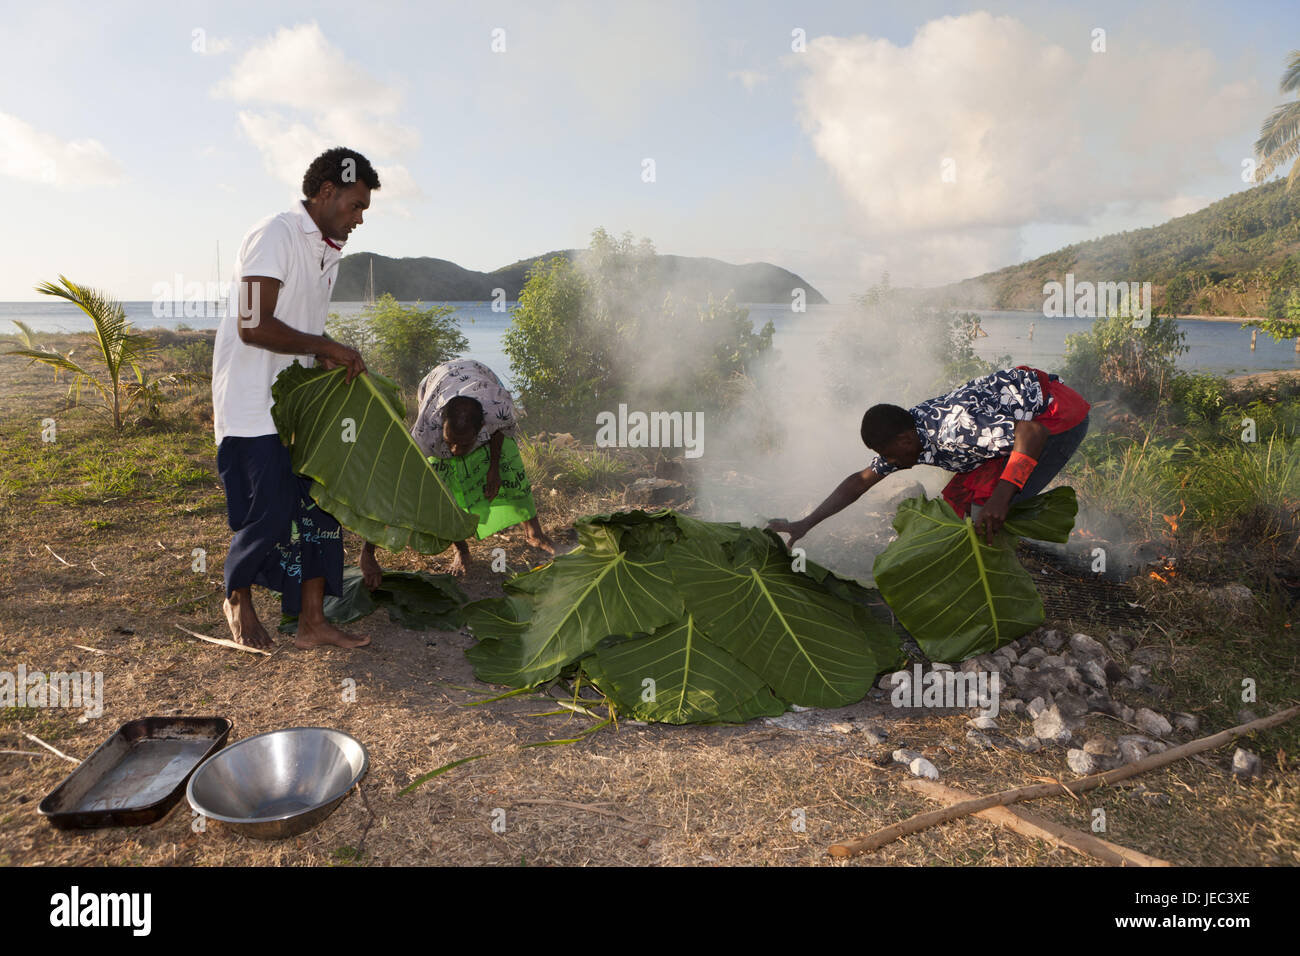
[223,593,274,649]
[293,619,370,650]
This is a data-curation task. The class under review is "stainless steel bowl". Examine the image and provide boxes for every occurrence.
[186,727,368,840]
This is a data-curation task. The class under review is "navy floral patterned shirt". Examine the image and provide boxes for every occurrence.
[868,368,1050,477]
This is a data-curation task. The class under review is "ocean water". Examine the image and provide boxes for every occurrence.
[3,300,1297,389]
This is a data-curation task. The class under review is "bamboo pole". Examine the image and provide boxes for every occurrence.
[829,704,1298,859]
[901,778,1172,867]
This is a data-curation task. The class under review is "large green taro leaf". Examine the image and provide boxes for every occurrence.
[666,523,897,707]
[465,521,683,686]
[271,363,478,553]
[872,488,1078,662]
[279,566,467,633]
[582,615,785,724]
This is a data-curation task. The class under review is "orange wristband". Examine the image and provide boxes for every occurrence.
[1001,451,1038,489]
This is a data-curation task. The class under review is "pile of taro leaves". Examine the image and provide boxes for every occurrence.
[266,366,1080,725]
[465,488,1077,724]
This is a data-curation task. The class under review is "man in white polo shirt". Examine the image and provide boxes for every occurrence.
[212,147,377,650]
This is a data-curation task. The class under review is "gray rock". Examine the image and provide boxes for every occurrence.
[1040,629,1066,652]
[1027,696,1048,719]
[1117,734,1155,764]
[1009,665,1033,687]
[1069,633,1107,659]
[1067,749,1098,774]
[861,726,889,745]
[1231,748,1262,778]
[1016,736,1043,753]
[1080,659,1110,690]
[1135,708,1173,737]
[1210,583,1253,605]
[881,669,911,692]
[1020,646,1047,666]
[1040,654,1067,669]
[1084,690,1115,714]
[1236,708,1259,725]
[1172,712,1200,734]
[1001,697,1025,715]
[1033,706,1076,744]
[965,729,995,750]
[968,716,999,731]
[993,645,1019,665]
[1054,692,1089,719]
[1061,665,1087,693]
[1116,703,1137,723]
[1126,665,1150,689]
[908,757,940,780]
[892,748,923,765]
[1083,736,1119,757]
[930,662,953,672]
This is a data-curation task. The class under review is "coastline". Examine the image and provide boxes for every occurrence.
[1227,368,1300,385]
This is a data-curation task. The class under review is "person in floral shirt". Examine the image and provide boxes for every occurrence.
[769,367,1090,546]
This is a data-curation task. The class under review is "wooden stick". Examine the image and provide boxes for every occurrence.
[902,778,1172,867]
[174,623,271,656]
[0,750,56,758]
[23,732,79,764]
[72,644,106,655]
[829,704,1298,859]
[45,544,75,567]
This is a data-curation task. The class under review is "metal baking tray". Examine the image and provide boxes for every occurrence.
[38,717,232,830]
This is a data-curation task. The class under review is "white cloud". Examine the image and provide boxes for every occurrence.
[792,12,1261,285]
[0,112,123,188]
[215,22,420,202]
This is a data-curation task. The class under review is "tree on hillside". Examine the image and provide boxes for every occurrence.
[1255,50,1300,188]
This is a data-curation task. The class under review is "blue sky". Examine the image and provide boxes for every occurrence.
[1,0,1297,302]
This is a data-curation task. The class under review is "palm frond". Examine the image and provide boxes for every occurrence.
[1254,100,1300,175]
[5,347,91,378]
[35,274,137,379]
[9,320,40,349]
[1280,49,1300,94]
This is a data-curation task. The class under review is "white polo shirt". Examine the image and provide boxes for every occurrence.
[211,200,346,444]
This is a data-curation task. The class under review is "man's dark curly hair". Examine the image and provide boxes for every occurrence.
[860,404,915,450]
[302,147,381,198]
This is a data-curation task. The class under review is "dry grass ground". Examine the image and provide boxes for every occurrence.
[1,331,1297,867]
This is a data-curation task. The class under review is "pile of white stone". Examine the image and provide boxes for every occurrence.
[880,627,1264,782]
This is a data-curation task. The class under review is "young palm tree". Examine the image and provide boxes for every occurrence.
[1254,50,1300,188]
[6,275,165,431]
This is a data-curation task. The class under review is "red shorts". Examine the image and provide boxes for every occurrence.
[941,368,1090,518]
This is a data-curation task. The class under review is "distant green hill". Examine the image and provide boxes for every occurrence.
[928,179,1300,318]
[334,250,828,305]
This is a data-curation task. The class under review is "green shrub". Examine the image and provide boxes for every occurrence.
[1169,372,1229,424]
[1062,309,1187,406]
[327,294,468,396]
